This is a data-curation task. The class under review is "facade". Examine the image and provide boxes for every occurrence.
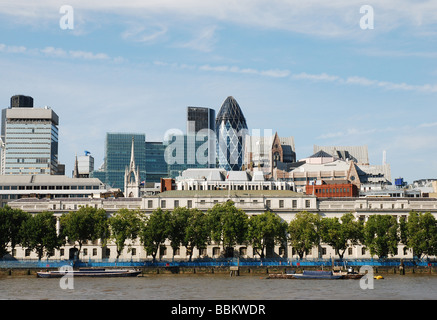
[245,132,296,176]
[215,96,248,171]
[73,151,94,178]
[305,180,359,198]
[1,95,59,175]
[0,175,108,207]
[7,191,437,261]
[91,133,147,190]
[175,168,294,191]
[186,106,215,134]
[276,150,391,193]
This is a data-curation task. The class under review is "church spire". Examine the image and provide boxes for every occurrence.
[73,153,79,178]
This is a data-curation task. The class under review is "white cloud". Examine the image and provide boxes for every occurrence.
[2,1,437,38]
[176,25,218,52]
[121,24,168,43]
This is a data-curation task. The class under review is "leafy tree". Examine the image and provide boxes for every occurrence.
[319,213,364,259]
[207,201,248,257]
[167,207,191,259]
[140,208,170,262]
[60,207,108,259]
[248,211,288,258]
[0,206,31,258]
[288,211,320,259]
[363,214,399,258]
[404,211,437,259]
[21,211,62,260]
[109,209,142,259]
[184,209,209,261]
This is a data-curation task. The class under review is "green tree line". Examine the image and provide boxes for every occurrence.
[1,202,436,260]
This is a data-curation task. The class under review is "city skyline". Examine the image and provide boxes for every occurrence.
[0,1,436,183]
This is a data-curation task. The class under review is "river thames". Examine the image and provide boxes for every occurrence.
[1,273,436,300]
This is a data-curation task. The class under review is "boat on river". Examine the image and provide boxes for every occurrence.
[37,268,141,278]
[292,270,343,279]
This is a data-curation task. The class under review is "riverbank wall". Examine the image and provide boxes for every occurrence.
[2,264,437,277]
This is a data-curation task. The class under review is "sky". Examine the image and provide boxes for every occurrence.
[0,0,436,183]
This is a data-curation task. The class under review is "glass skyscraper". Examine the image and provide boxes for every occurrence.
[145,141,167,183]
[92,133,146,190]
[2,95,59,175]
[215,96,248,171]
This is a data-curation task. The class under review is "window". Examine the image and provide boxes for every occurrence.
[160,246,167,257]
[292,200,297,208]
[279,200,284,208]
[239,247,247,256]
[174,200,179,208]
[361,247,366,255]
[348,247,353,255]
[213,247,220,256]
[93,248,97,256]
[305,200,310,208]
[266,200,271,208]
[161,200,166,208]
[187,200,192,208]
[131,248,136,256]
[148,200,153,208]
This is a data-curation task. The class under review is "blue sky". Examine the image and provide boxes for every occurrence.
[0,0,436,183]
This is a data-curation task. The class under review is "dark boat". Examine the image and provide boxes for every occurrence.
[292,270,343,279]
[37,268,141,278]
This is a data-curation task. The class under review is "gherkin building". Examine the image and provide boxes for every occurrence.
[215,96,248,171]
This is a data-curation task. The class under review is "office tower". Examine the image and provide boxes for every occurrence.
[73,151,94,178]
[145,141,167,183]
[91,133,146,190]
[2,95,59,175]
[165,133,215,179]
[187,107,215,134]
[215,96,248,171]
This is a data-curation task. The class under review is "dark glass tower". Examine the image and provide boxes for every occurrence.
[215,96,248,171]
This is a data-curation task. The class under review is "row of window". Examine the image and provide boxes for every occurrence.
[150,199,312,209]
[0,185,101,190]
[14,245,412,258]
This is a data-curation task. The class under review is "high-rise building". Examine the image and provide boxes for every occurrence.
[1,95,59,175]
[164,133,215,179]
[215,96,248,171]
[145,141,167,183]
[91,133,146,190]
[73,151,94,178]
[187,107,215,134]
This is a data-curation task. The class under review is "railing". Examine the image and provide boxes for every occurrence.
[1,257,435,269]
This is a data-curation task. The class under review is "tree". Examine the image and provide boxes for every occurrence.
[207,201,248,257]
[248,211,288,258]
[21,211,62,260]
[140,208,170,262]
[0,206,31,258]
[60,207,108,260]
[363,214,399,258]
[288,211,320,259]
[109,209,142,260]
[319,213,364,259]
[184,209,209,261]
[167,207,191,259]
[404,211,437,259]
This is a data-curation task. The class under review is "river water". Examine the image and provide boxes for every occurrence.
[1,273,436,300]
